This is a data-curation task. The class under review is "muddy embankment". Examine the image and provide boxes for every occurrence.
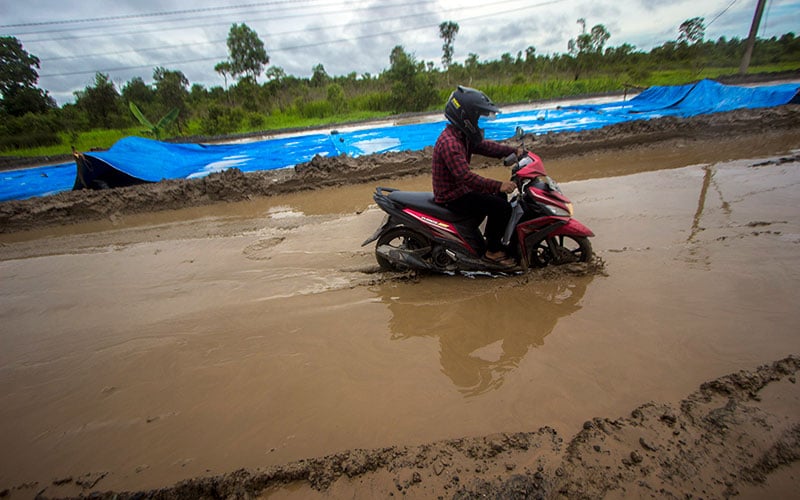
[1,104,800,235]
[24,356,800,499]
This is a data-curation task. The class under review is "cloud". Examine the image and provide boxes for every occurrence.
[2,0,797,106]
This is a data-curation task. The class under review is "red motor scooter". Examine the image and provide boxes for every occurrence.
[362,151,594,273]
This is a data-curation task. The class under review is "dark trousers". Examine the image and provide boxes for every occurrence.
[443,192,511,253]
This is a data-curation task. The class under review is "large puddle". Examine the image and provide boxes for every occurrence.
[1,134,800,494]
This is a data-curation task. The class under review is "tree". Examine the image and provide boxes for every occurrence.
[568,19,588,55]
[604,43,637,64]
[567,19,610,79]
[225,23,270,83]
[439,21,460,70]
[568,19,610,55]
[121,77,155,108]
[326,83,346,113]
[678,17,706,73]
[679,17,706,45]
[75,73,123,128]
[589,24,611,52]
[523,46,537,74]
[0,36,55,116]
[311,63,330,87]
[214,61,233,89]
[465,53,480,71]
[265,66,286,82]
[153,67,189,131]
[386,45,438,113]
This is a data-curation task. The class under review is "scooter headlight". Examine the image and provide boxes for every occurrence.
[545,204,572,217]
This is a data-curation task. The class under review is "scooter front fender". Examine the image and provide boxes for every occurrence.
[551,218,594,238]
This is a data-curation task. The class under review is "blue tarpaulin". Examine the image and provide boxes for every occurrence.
[2,79,797,202]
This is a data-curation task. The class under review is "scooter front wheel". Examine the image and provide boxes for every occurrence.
[528,235,592,268]
[375,227,432,271]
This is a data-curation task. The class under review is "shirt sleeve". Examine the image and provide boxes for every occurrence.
[473,139,516,160]
[440,136,502,194]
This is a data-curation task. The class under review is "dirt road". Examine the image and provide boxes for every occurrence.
[1,105,799,499]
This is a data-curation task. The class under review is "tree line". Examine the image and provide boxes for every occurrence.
[1,17,798,152]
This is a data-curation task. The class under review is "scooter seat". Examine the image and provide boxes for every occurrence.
[387,191,473,223]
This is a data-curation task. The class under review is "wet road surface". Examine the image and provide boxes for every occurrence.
[1,134,799,494]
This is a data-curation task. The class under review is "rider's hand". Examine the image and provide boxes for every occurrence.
[500,181,516,193]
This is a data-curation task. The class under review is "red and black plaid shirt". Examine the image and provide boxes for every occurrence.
[432,124,516,203]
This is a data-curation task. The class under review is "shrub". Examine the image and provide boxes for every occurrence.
[201,104,244,135]
[245,112,265,129]
[298,99,333,119]
[327,83,347,113]
[0,112,62,151]
[0,131,61,151]
[351,92,393,112]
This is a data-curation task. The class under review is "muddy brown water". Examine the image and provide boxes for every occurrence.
[1,133,799,496]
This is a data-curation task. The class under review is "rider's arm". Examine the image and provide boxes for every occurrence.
[438,135,502,194]
[472,139,517,159]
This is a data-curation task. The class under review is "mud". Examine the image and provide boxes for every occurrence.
[45,356,800,500]
[1,105,799,235]
[1,101,800,499]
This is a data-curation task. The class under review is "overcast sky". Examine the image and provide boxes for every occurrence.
[2,0,798,105]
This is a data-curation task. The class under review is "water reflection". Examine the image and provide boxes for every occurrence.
[373,275,592,397]
[685,164,733,269]
[689,164,731,244]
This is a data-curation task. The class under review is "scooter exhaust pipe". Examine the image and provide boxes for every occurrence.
[376,245,435,271]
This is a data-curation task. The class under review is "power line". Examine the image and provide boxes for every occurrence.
[38,0,532,61]
[760,0,772,38]
[38,0,560,79]
[6,0,436,37]
[706,0,739,27]
[0,0,320,29]
[43,8,449,62]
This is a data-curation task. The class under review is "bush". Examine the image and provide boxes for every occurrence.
[351,92,393,112]
[0,131,61,151]
[2,112,61,135]
[298,99,333,119]
[390,72,439,113]
[245,112,265,129]
[0,112,63,151]
[201,104,244,135]
[327,83,347,113]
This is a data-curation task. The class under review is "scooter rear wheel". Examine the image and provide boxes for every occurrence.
[375,227,431,271]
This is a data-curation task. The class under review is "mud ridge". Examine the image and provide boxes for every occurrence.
[2,105,799,234]
[32,356,798,499]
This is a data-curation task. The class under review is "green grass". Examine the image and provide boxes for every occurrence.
[638,62,799,87]
[14,127,142,158]
[480,76,627,103]
[256,109,391,131]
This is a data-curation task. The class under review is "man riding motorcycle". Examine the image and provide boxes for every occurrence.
[432,86,522,267]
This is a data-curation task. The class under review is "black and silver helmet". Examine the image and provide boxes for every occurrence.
[444,86,501,144]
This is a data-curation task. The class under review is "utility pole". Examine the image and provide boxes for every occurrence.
[739,0,768,74]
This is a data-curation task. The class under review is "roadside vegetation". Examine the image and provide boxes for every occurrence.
[1,17,798,158]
